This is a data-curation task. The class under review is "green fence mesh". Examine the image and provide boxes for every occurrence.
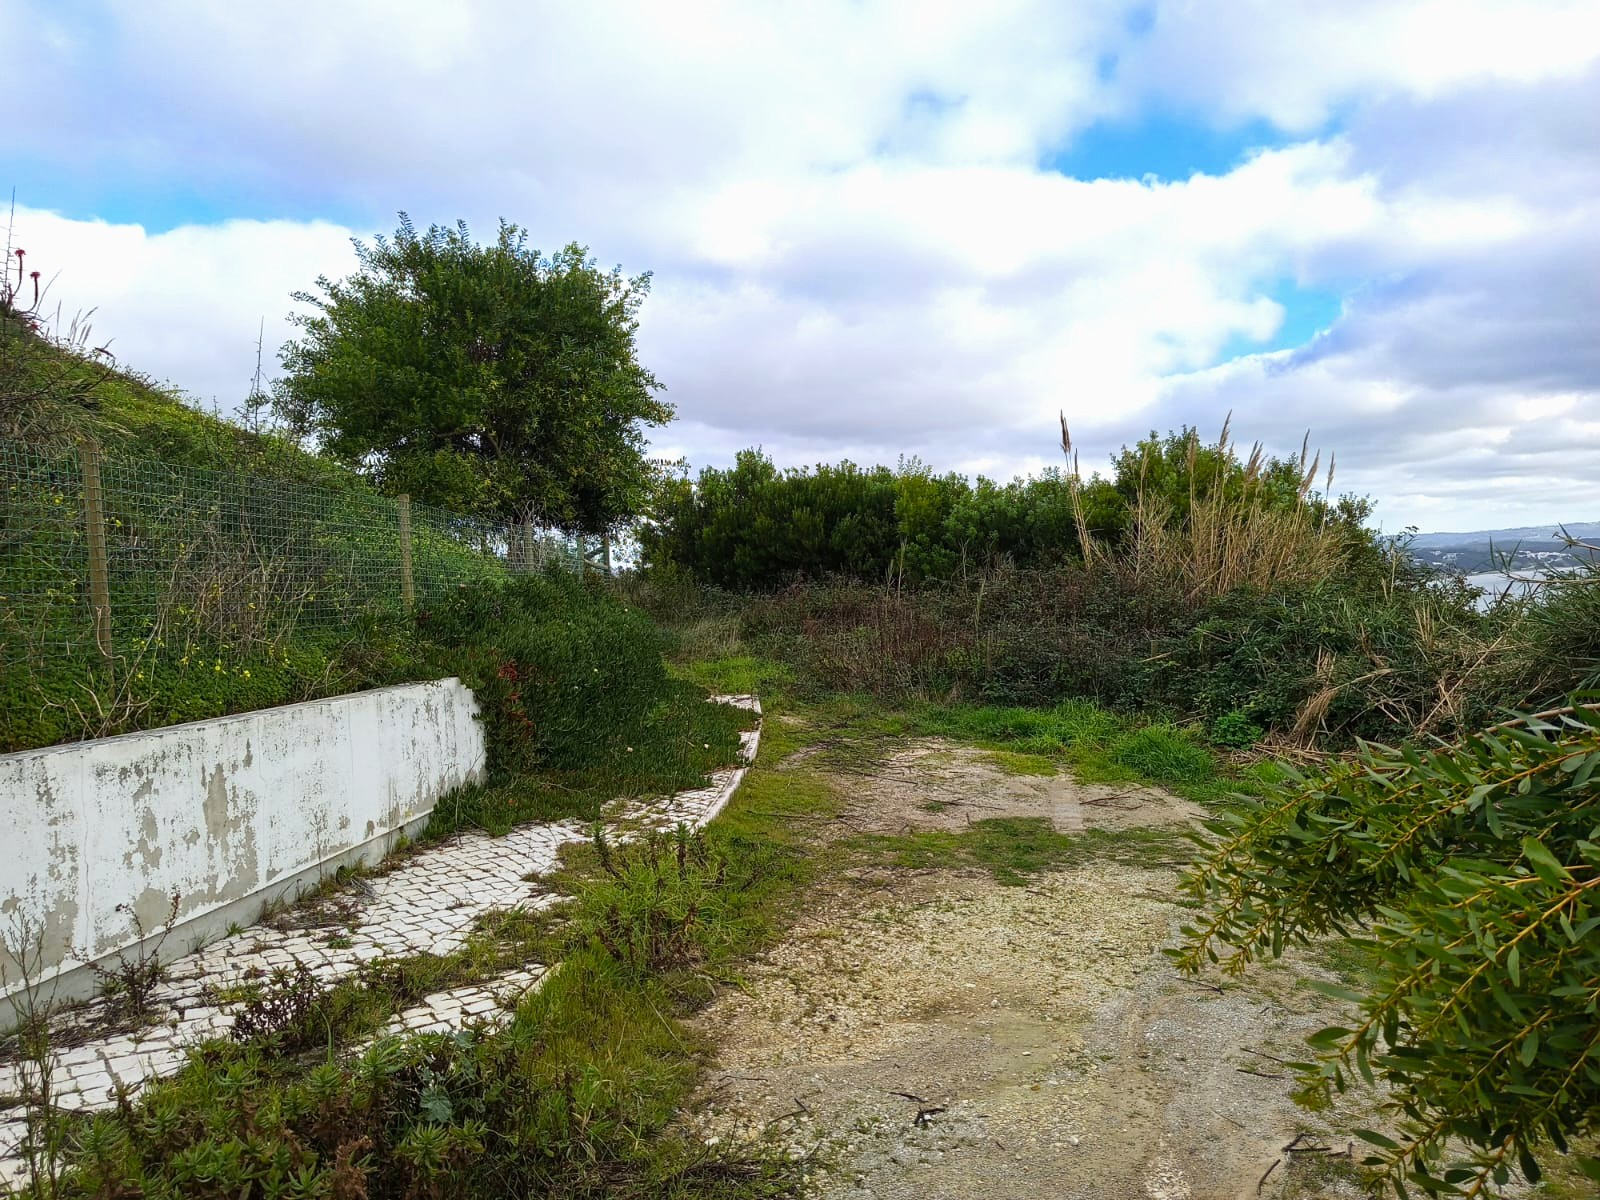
[0,437,582,676]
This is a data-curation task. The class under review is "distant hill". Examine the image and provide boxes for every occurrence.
[1408,521,1600,575]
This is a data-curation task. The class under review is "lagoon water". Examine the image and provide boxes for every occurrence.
[1463,571,1550,610]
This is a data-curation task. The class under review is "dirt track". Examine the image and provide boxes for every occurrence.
[686,740,1372,1199]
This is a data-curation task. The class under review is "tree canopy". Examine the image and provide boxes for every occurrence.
[276,216,672,534]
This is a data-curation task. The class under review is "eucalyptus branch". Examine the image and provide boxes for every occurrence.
[1175,700,1600,1193]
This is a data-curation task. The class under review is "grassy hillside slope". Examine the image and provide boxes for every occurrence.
[1,316,480,749]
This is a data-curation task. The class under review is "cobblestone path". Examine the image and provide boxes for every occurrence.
[0,696,760,1181]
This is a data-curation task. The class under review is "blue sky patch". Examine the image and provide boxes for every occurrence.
[1213,281,1345,365]
[1049,111,1295,183]
[7,155,364,233]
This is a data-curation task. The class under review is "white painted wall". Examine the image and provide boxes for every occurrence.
[0,679,484,1003]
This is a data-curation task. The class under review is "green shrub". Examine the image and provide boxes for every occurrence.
[417,570,672,776]
[1209,709,1265,750]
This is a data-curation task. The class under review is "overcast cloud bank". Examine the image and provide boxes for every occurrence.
[7,0,1598,529]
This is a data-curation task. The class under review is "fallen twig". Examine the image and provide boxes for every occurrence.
[1244,1048,1297,1068]
[1282,1132,1334,1155]
[1257,1158,1280,1193]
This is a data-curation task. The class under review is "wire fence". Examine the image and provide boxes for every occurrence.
[0,437,586,676]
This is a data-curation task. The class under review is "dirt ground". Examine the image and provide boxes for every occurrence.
[685,739,1375,1200]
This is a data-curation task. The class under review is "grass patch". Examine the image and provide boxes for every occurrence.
[895,696,1244,807]
[1108,723,1215,786]
[672,653,794,698]
[978,749,1058,776]
[908,696,1120,752]
[423,682,753,839]
[850,817,1076,886]
[848,817,1195,886]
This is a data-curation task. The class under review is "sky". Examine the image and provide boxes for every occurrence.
[5,0,1599,533]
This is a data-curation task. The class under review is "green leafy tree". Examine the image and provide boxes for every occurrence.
[276,216,671,534]
[1174,697,1600,1194]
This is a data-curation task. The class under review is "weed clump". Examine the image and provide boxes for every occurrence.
[584,824,728,973]
[90,892,180,1024]
[1108,725,1214,786]
[229,962,328,1054]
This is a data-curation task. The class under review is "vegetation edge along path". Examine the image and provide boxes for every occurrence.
[0,695,762,1188]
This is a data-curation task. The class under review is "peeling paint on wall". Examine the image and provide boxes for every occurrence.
[0,679,484,998]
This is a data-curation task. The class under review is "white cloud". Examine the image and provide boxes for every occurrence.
[1111,0,1600,129]
[9,210,354,405]
[7,0,1600,530]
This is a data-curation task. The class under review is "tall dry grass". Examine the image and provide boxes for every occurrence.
[1061,414,1348,604]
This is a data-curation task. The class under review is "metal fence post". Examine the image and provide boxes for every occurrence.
[79,441,113,661]
[397,494,415,610]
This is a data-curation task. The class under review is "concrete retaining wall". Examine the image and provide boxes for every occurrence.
[0,679,485,1007]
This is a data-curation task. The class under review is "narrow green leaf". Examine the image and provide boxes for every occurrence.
[1522,837,1571,885]
[1355,1128,1401,1151]
[1305,980,1366,1004]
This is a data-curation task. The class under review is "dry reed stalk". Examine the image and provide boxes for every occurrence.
[1057,413,1353,608]
[1290,665,1397,745]
[1058,414,1098,567]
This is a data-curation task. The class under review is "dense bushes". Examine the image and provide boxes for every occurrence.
[417,572,672,774]
[644,428,1374,590]
[1152,576,1509,742]
[640,423,1592,749]
[413,571,748,834]
[644,450,1107,587]
[737,568,1180,711]
[726,560,1558,747]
